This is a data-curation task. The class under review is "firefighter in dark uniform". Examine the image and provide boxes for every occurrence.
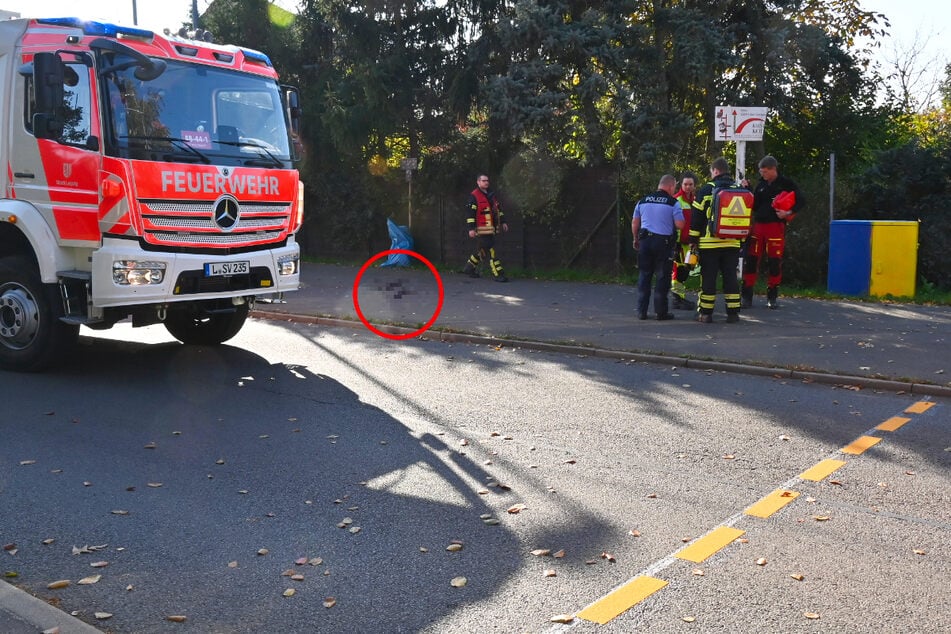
[462,174,509,282]
[631,174,685,320]
[741,155,804,309]
[690,157,742,323]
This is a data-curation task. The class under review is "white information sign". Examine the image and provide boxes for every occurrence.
[714,106,767,141]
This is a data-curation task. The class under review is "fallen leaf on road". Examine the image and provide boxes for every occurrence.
[450,576,467,587]
[446,544,463,552]
[507,503,528,514]
[283,588,295,597]
[228,561,238,568]
[77,575,101,585]
[166,615,187,623]
[550,614,574,624]
[790,574,805,581]
[531,549,551,557]
[601,552,616,563]
[144,442,156,449]
[111,510,129,515]
[553,549,565,558]
[683,616,696,622]
[544,569,556,577]
[913,549,926,555]
[323,597,337,608]
[90,561,109,568]
[94,612,113,620]
[804,612,820,619]
[72,544,108,555]
[756,558,768,566]
[692,569,704,576]
[813,516,831,521]
[47,580,70,589]
[257,548,269,556]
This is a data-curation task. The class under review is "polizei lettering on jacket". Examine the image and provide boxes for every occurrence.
[161,171,281,196]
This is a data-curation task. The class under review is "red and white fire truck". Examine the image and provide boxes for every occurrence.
[0,17,303,371]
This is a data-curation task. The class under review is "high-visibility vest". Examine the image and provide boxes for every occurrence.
[470,188,501,235]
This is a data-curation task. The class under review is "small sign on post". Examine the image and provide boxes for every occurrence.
[714,106,767,183]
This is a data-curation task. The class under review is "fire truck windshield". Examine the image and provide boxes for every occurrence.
[102,59,292,167]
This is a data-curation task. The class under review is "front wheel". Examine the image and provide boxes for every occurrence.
[163,302,249,345]
[0,256,79,372]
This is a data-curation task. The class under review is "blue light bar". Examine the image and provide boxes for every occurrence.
[238,47,273,67]
[37,17,154,39]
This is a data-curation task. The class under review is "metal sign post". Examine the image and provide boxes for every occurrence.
[400,157,418,230]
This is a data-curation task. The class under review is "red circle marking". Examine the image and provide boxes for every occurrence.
[352,249,445,340]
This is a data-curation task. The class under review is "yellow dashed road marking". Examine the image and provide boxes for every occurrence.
[905,401,935,414]
[674,526,746,563]
[744,489,800,518]
[842,435,883,455]
[799,458,847,481]
[576,576,668,624]
[548,400,938,631]
[876,416,912,432]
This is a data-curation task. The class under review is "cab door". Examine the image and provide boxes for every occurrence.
[11,52,101,247]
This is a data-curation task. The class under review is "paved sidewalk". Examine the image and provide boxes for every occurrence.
[255,262,951,396]
[0,581,102,634]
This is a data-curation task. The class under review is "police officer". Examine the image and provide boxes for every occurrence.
[631,174,685,320]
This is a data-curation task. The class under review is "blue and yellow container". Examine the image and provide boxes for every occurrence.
[828,220,919,297]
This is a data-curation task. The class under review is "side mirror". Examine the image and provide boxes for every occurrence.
[33,52,66,139]
[282,85,303,161]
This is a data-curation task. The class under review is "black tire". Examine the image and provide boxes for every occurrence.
[163,302,249,345]
[0,255,79,372]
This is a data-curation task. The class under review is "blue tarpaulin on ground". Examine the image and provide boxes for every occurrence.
[379,218,413,267]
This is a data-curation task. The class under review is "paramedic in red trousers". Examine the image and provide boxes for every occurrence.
[670,172,697,310]
[689,157,742,323]
[463,174,509,282]
[741,155,804,309]
[631,174,685,320]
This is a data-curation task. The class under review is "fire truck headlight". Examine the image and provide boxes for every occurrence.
[113,261,167,286]
[277,255,298,276]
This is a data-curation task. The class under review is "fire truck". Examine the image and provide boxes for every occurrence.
[0,17,303,371]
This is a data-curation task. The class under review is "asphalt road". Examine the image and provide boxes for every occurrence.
[2,319,948,633]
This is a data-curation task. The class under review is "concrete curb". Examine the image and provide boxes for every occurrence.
[0,581,102,634]
[250,312,951,399]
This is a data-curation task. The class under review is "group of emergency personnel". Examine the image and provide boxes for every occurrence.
[631,155,803,322]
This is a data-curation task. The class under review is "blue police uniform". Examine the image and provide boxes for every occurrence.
[633,190,684,319]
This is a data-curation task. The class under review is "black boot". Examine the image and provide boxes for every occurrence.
[463,261,480,278]
[740,286,753,309]
[672,294,696,310]
[767,286,779,309]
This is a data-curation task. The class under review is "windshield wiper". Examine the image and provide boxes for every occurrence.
[216,138,284,168]
[119,135,212,164]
